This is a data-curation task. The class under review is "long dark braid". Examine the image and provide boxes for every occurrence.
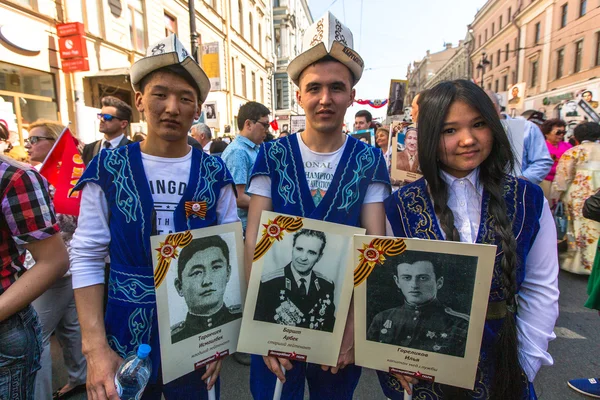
[418,80,523,400]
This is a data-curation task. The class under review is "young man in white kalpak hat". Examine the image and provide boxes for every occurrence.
[70,34,239,400]
[244,12,391,399]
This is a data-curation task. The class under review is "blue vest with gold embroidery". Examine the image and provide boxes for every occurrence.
[381,175,543,399]
[250,134,390,225]
[74,142,233,383]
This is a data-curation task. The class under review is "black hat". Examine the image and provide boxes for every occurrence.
[528,111,546,125]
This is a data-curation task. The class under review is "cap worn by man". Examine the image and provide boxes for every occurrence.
[287,11,364,87]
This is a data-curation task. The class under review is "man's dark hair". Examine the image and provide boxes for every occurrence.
[139,65,201,101]
[292,229,326,256]
[574,122,600,143]
[177,236,230,281]
[237,101,270,131]
[209,140,228,155]
[355,110,372,123]
[390,250,444,281]
[101,96,133,122]
[540,118,566,136]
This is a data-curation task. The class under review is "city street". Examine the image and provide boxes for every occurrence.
[52,270,598,399]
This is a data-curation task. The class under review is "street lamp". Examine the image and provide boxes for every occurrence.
[476,49,491,88]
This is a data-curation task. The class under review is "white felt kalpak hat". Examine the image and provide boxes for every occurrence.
[287,12,364,86]
[130,34,211,103]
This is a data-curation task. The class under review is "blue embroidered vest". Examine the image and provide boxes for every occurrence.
[74,143,234,383]
[250,134,390,226]
[381,175,544,399]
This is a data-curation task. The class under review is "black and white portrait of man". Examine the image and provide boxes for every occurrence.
[253,229,338,332]
[170,235,242,344]
[367,251,477,357]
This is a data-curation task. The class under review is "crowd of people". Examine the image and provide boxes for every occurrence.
[0,11,599,400]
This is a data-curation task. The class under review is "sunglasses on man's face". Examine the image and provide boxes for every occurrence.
[97,113,124,122]
[253,120,271,130]
[26,136,55,145]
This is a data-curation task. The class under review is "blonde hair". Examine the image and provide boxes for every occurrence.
[28,120,66,140]
[376,127,389,137]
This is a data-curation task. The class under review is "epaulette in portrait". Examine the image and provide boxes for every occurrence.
[228,304,243,314]
[444,307,470,322]
[261,268,286,283]
[170,320,185,334]
[314,270,333,284]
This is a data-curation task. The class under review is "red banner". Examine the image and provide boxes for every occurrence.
[39,128,85,216]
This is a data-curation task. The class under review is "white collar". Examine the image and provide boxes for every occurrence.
[101,133,125,149]
[440,168,483,195]
[290,264,313,292]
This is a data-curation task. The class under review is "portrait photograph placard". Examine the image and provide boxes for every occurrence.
[150,222,245,384]
[391,129,422,183]
[353,235,496,390]
[237,211,365,366]
[350,128,375,146]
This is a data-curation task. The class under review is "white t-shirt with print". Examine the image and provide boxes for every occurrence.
[248,134,389,205]
[142,149,238,234]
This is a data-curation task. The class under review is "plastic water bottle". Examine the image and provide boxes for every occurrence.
[114,344,152,400]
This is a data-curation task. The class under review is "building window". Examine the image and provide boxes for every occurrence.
[494,79,499,93]
[497,49,501,66]
[579,0,587,17]
[485,29,488,42]
[556,48,564,78]
[251,71,256,100]
[276,79,283,109]
[274,27,281,57]
[561,4,568,28]
[273,0,280,6]
[238,0,243,34]
[503,74,508,91]
[83,0,101,36]
[499,15,503,29]
[512,71,517,84]
[490,54,493,67]
[534,22,541,44]
[128,0,146,52]
[260,77,264,103]
[596,32,600,66]
[231,57,235,94]
[241,64,247,97]
[574,40,584,72]
[531,60,538,87]
[508,7,512,21]
[478,35,481,47]
[492,22,495,36]
[514,38,518,57]
[248,13,253,46]
[505,43,510,61]
[164,12,177,37]
[258,24,262,53]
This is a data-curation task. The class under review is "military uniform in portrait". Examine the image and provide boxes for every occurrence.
[254,264,336,332]
[171,304,242,344]
[367,299,469,357]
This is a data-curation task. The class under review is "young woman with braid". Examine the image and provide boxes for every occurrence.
[381,80,559,399]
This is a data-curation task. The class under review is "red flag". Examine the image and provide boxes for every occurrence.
[270,119,279,131]
[39,127,85,216]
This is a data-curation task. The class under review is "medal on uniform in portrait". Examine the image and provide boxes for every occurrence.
[150,222,245,384]
[237,211,364,367]
[353,235,497,390]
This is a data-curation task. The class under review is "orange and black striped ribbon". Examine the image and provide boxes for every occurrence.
[253,216,304,261]
[154,231,194,288]
[354,238,406,287]
[184,201,208,219]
